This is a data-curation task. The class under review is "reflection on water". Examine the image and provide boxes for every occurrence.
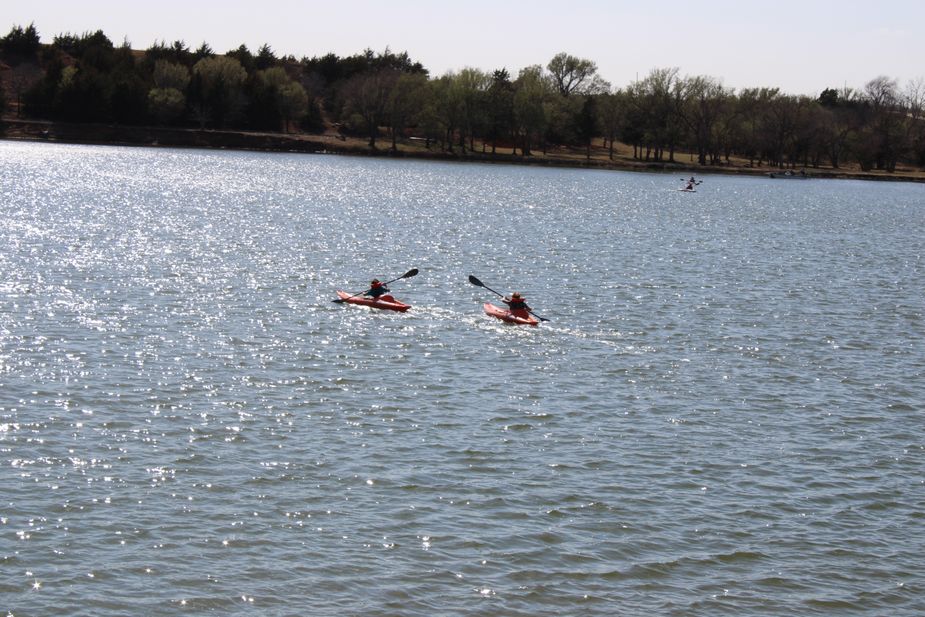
[1,141,924,616]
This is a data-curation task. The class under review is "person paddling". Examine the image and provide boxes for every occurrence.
[365,279,390,299]
[503,292,532,318]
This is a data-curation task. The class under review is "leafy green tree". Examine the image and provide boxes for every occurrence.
[254,66,308,131]
[53,30,116,72]
[625,68,682,162]
[193,42,214,62]
[226,45,255,72]
[54,65,111,122]
[818,87,839,108]
[485,68,515,154]
[21,47,65,117]
[430,72,464,153]
[416,80,444,149]
[277,81,308,131]
[142,40,193,76]
[1,23,41,59]
[148,60,190,124]
[302,48,426,113]
[148,88,186,124]
[618,85,646,159]
[154,60,191,90]
[110,48,148,124]
[455,68,490,152]
[576,96,597,159]
[190,55,247,128]
[255,44,277,70]
[386,72,428,150]
[513,65,551,155]
[597,90,625,159]
[544,94,580,148]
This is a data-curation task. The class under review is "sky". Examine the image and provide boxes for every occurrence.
[5,0,924,96]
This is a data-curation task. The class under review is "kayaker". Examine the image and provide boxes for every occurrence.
[503,292,532,317]
[365,279,390,299]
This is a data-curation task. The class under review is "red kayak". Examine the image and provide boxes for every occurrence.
[336,291,411,312]
[483,302,539,326]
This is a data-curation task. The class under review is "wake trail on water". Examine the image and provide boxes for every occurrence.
[544,325,631,349]
[411,304,635,348]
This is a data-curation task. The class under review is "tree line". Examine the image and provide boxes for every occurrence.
[2,23,924,171]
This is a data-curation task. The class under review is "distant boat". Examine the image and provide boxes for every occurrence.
[769,170,809,179]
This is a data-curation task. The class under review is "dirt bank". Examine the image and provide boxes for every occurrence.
[3,118,923,184]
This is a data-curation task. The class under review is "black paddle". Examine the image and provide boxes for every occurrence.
[468,274,549,322]
[333,268,419,302]
[680,178,703,185]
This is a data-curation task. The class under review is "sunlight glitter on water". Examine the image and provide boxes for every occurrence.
[0,141,924,616]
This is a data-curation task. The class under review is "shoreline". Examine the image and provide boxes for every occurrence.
[3,118,924,184]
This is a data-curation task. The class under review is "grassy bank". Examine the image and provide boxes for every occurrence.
[4,117,924,184]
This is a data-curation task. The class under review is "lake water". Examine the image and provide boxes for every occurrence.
[1,141,923,616]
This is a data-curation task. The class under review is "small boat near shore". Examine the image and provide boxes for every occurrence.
[769,170,809,179]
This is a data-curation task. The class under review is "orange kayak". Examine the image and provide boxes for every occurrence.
[483,302,539,326]
[336,291,411,312]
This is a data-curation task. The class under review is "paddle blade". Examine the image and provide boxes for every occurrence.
[468,275,484,287]
[402,268,419,278]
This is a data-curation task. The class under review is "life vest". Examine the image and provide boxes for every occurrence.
[367,281,389,298]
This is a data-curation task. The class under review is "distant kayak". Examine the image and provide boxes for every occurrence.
[335,291,411,312]
[677,188,696,192]
[483,302,539,326]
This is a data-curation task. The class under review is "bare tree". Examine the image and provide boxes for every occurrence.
[342,68,399,148]
[863,76,904,171]
[547,52,599,97]
[678,75,731,165]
